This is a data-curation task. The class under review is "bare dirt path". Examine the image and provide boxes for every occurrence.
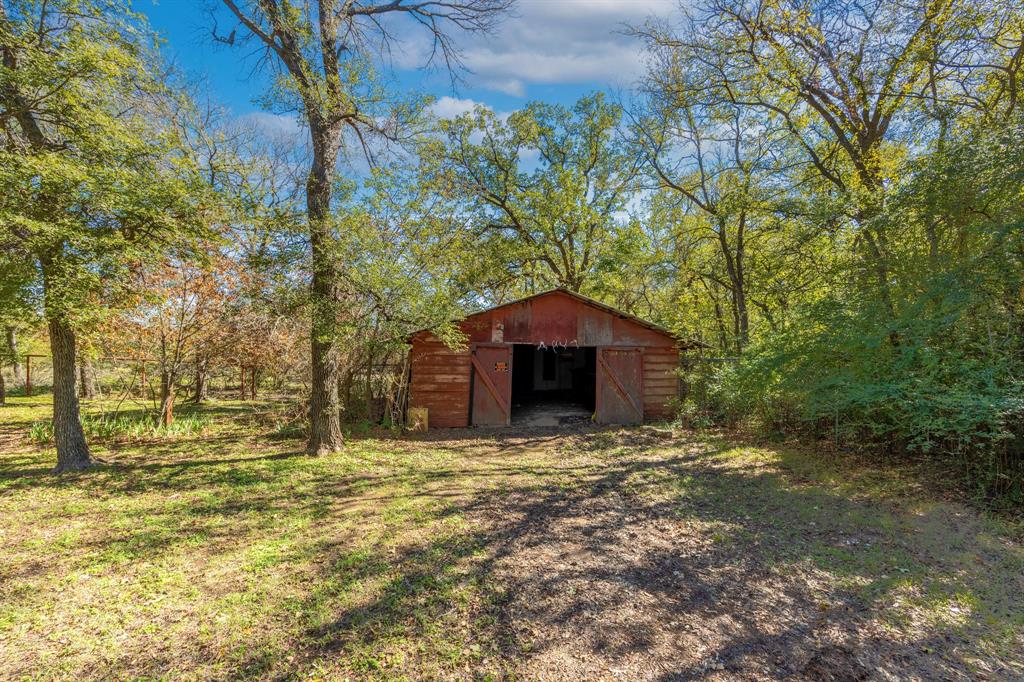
[413,427,1023,681]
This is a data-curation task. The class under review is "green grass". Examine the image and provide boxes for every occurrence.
[0,395,516,679]
[1,396,1022,679]
[28,412,211,444]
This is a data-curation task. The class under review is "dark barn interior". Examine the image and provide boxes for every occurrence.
[510,345,596,425]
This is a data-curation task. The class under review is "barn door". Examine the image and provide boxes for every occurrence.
[596,347,644,425]
[471,344,512,426]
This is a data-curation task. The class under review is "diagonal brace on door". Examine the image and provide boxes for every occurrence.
[471,354,510,417]
[598,353,643,418]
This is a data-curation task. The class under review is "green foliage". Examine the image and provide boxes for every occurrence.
[702,115,1024,504]
[3,0,1021,510]
[0,0,211,465]
[29,412,210,445]
[0,0,205,260]
[638,0,1024,506]
[427,92,642,294]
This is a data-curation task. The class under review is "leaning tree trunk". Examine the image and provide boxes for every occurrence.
[191,355,209,404]
[49,316,93,472]
[159,369,176,427]
[306,123,345,455]
[78,353,97,399]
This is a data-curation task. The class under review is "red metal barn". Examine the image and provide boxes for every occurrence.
[408,289,683,428]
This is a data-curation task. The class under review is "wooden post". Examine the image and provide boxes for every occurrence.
[24,354,31,397]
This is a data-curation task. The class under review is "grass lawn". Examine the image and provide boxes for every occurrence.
[1,395,1022,680]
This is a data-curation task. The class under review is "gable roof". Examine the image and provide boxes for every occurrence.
[465,287,678,338]
[410,287,708,349]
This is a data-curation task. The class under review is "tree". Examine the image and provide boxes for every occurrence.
[136,254,236,426]
[0,0,200,471]
[333,162,484,414]
[633,94,798,351]
[634,0,1024,499]
[431,93,643,293]
[636,0,1024,322]
[218,0,512,454]
[0,251,34,404]
[4,326,21,386]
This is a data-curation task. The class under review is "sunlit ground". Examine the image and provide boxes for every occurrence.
[1,395,1021,680]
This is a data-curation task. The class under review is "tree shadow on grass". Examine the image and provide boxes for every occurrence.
[270,432,1023,680]
[3,426,1021,679]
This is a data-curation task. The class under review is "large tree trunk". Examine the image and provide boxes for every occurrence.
[4,6,88,469]
[191,355,209,404]
[5,327,20,385]
[78,353,97,399]
[49,316,93,473]
[306,123,345,455]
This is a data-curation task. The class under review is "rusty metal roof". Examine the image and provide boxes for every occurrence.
[412,288,704,349]
[471,287,676,335]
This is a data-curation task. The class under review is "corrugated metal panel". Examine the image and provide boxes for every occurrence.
[524,293,578,345]
[577,306,613,346]
[503,303,531,341]
[462,291,675,348]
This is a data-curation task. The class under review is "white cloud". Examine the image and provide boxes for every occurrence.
[428,95,484,119]
[237,111,305,140]
[480,78,526,97]
[427,96,521,125]
[377,0,677,97]
[459,0,677,95]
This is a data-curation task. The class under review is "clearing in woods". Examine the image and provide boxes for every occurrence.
[0,396,1022,680]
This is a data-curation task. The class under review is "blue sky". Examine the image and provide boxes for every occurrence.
[140,0,677,124]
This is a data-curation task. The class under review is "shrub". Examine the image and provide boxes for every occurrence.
[707,270,1024,506]
[29,413,210,445]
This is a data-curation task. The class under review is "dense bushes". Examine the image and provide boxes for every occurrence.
[686,117,1024,506]
[723,284,1023,503]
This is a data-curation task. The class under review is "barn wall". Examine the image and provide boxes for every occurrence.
[409,335,471,427]
[408,290,682,427]
[641,346,680,420]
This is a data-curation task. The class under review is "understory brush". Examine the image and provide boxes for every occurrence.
[29,412,211,445]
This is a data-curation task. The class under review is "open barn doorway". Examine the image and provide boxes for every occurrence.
[510,345,596,426]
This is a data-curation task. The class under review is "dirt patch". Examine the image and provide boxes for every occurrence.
[438,429,1023,681]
